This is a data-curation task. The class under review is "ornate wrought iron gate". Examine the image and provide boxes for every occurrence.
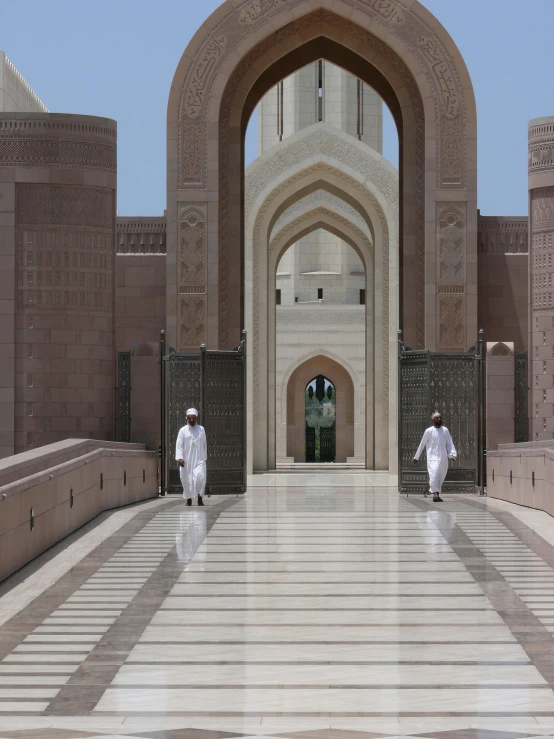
[398,331,484,494]
[116,351,131,442]
[161,332,247,495]
[515,350,529,443]
[306,426,316,462]
[320,424,336,463]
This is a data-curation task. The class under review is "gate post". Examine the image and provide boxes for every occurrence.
[160,330,166,497]
[477,329,485,495]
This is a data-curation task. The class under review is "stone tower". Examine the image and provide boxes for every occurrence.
[258,61,383,306]
[528,117,554,440]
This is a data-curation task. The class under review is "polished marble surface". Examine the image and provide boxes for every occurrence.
[4,487,554,737]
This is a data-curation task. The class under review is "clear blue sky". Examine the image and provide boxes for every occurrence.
[2,0,553,216]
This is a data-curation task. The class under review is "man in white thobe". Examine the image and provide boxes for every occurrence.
[413,411,457,502]
[175,408,207,507]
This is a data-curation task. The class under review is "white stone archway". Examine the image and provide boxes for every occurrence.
[245,124,398,473]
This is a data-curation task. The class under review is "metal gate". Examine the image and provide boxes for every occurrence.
[320,424,336,463]
[160,331,247,495]
[398,330,484,494]
[116,351,131,442]
[306,425,316,462]
[515,350,529,443]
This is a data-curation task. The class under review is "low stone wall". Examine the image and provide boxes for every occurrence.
[487,441,554,515]
[0,439,158,582]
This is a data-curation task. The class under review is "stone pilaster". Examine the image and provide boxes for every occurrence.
[529,117,554,440]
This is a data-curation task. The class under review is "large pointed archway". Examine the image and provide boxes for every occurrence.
[167,0,477,357]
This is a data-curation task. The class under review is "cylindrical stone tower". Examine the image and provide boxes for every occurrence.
[0,113,117,456]
[529,116,554,440]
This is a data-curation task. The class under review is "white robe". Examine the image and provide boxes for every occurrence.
[175,424,207,500]
[414,426,457,494]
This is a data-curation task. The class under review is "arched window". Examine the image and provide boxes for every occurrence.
[305,375,336,462]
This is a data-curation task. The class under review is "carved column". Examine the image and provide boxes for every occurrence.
[529,117,554,440]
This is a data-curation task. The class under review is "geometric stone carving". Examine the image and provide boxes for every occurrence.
[179,207,206,291]
[179,294,205,349]
[15,184,114,314]
[437,203,466,351]
[438,205,465,284]
[16,184,113,229]
[439,294,465,351]
[178,207,206,350]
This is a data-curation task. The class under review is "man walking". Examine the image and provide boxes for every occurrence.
[175,408,207,506]
[413,411,457,503]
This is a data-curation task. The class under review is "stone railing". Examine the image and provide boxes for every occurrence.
[0,440,158,583]
[487,441,554,515]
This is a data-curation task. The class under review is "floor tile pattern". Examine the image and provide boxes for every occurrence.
[3,488,554,737]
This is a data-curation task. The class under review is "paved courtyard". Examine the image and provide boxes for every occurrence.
[2,487,554,737]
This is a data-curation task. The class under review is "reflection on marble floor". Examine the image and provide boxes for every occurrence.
[4,487,554,736]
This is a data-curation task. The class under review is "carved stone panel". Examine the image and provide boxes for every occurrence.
[437,204,466,351]
[178,207,207,350]
[179,295,206,350]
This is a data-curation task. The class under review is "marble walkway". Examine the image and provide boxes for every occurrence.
[3,487,554,738]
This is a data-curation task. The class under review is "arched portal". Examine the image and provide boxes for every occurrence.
[167,1,477,357]
[245,126,398,472]
[287,355,355,464]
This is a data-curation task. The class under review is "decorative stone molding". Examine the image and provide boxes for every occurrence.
[276,306,365,327]
[438,205,465,285]
[478,216,528,255]
[17,184,113,229]
[245,126,398,218]
[117,217,166,254]
[177,3,466,189]
[0,115,116,172]
[272,188,370,240]
[529,120,554,177]
[270,206,373,266]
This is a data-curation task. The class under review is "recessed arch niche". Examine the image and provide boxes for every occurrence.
[286,354,355,463]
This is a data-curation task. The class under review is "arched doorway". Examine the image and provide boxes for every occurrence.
[305,376,336,464]
[286,354,355,464]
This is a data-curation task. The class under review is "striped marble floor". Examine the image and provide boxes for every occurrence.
[2,488,554,738]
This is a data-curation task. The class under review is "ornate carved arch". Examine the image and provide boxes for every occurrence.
[168,0,477,355]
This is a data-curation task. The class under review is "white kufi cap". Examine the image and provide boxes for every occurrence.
[186,408,199,417]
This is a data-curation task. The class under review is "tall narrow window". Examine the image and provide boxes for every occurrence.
[276,289,281,305]
[277,81,284,141]
[360,289,366,305]
[318,288,323,300]
[357,79,364,140]
[318,60,323,122]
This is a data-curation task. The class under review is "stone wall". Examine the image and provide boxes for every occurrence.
[477,215,528,351]
[0,113,117,458]
[0,439,157,583]
[487,441,554,516]
[529,117,554,441]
